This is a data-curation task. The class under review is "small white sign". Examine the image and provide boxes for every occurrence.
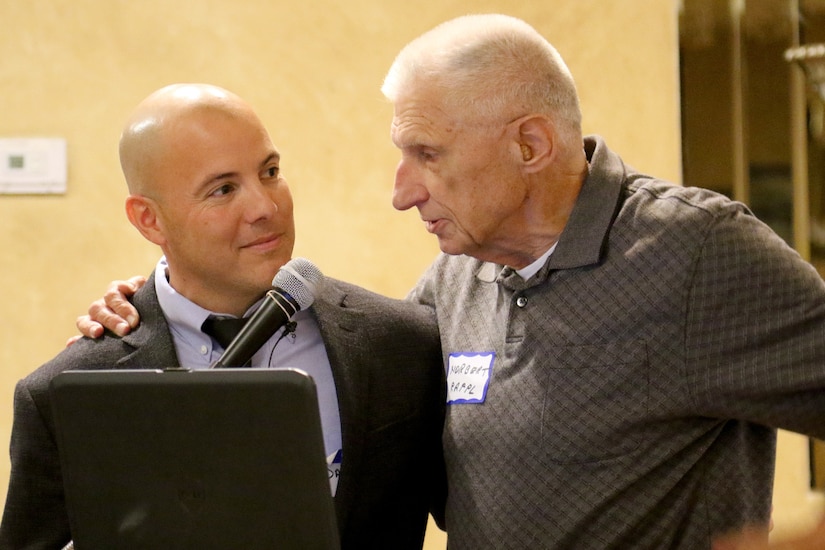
[447,351,495,404]
[327,449,342,496]
[0,137,67,194]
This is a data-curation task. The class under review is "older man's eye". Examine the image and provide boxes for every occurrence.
[418,148,438,162]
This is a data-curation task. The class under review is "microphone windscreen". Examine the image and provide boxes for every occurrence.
[272,257,323,309]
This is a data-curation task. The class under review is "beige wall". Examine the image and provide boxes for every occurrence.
[0,0,816,545]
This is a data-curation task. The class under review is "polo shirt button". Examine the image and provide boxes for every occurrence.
[516,296,528,308]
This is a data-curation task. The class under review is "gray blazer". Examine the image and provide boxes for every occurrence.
[0,275,445,549]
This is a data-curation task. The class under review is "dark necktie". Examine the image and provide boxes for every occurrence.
[201,316,248,349]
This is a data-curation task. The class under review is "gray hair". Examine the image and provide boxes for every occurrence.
[381,14,582,137]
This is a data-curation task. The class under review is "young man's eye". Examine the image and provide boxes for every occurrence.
[264,166,279,178]
[210,183,234,197]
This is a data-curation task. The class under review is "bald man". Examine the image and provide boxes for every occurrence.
[0,84,445,549]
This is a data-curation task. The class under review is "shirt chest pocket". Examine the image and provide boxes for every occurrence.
[542,341,649,464]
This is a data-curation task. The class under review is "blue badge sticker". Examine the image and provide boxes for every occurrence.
[447,351,495,404]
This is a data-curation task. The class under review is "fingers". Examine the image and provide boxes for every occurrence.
[76,307,107,339]
[124,275,147,292]
[65,334,83,347]
[70,276,147,342]
[99,276,145,335]
[105,276,145,311]
[86,297,131,337]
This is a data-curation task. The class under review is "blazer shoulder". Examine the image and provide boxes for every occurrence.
[20,277,172,401]
[321,278,436,325]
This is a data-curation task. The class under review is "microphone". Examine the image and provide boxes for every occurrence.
[211,257,323,368]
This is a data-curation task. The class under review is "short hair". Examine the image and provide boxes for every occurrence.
[382,14,582,137]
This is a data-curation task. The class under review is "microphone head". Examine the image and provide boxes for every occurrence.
[272,257,323,310]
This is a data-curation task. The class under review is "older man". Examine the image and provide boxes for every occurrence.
[0,83,444,549]
[380,13,825,548]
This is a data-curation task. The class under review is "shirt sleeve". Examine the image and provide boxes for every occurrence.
[685,203,825,437]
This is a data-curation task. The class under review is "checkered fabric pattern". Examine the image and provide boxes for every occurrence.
[411,136,825,549]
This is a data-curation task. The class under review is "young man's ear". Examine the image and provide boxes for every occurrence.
[125,195,166,246]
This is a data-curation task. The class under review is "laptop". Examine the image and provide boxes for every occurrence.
[49,368,340,550]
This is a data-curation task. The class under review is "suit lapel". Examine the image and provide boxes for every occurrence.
[115,273,180,370]
[310,280,370,534]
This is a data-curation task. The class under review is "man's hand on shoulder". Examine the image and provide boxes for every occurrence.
[67,276,146,346]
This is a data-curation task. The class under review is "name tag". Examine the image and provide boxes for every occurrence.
[327,449,342,496]
[447,352,495,404]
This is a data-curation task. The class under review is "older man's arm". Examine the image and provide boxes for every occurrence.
[68,275,145,345]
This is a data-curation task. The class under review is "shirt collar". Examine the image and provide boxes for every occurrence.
[154,256,264,349]
[546,135,626,270]
[515,242,558,280]
[477,135,627,288]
